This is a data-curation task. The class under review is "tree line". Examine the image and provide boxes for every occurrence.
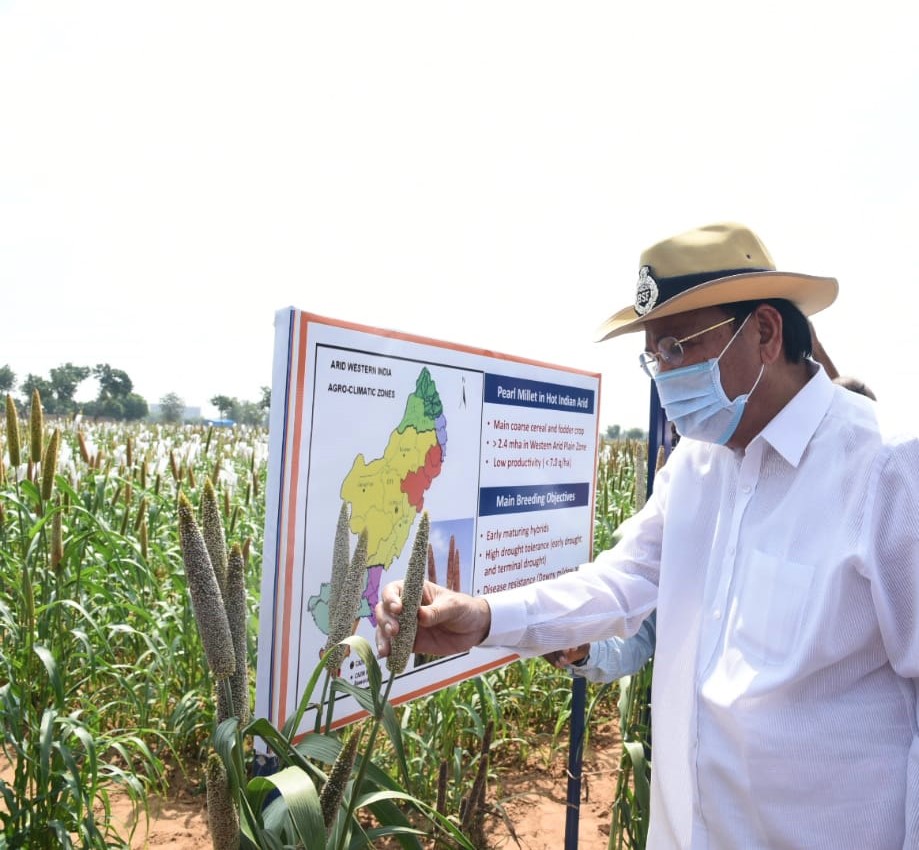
[0,363,269,426]
[207,389,271,427]
[1,362,148,420]
[4,361,628,434]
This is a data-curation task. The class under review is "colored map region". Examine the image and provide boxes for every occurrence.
[309,367,447,634]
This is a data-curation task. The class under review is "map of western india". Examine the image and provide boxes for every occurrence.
[308,367,448,633]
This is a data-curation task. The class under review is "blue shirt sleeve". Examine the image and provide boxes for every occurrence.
[567,610,657,683]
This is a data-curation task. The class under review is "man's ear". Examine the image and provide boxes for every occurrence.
[753,304,784,365]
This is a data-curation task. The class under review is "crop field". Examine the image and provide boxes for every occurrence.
[0,393,651,849]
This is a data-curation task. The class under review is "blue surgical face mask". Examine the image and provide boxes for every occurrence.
[652,314,764,445]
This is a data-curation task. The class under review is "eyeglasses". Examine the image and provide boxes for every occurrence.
[639,316,736,377]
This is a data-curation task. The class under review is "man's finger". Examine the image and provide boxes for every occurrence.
[417,598,442,626]
[382,582,405,614]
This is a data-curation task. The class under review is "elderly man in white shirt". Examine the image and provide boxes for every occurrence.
[376,221,919,849]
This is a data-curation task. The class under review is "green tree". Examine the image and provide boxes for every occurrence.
[93,363,133,399]
[210,395,238,420]
[83,393,148,421]
[21,374,55,411]
[235,400,265,427]
[83,397,122,419]
[121,393,149,421]
[210,394,268,426]
[606,424,622,440]
[0,365,15,395]
[159,392,185,424]
[50,363,91,413]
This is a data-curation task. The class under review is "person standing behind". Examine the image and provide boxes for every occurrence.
[376,221,919,849]
[834,374,877,399]
[544,609,657,682]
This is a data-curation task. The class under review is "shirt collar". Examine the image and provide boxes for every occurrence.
[755,363,834,467]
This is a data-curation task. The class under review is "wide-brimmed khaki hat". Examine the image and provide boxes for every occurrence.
[595,222,838,341]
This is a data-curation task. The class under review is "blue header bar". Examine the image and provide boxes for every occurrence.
[484,374,595,415]
[479,482,590,516]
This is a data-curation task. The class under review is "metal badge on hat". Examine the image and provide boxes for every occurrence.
[634,266,659,316]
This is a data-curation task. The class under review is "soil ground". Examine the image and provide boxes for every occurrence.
[480,718,621,849]
[3,719,622,849]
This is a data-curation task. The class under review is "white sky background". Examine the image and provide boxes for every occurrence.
[1,2,917,431]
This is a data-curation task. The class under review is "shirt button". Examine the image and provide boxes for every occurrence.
[713,609,722,619]
[727,546,736,556]
[742,484,752,494]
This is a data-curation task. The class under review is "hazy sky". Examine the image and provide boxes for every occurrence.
[2,2,917,430]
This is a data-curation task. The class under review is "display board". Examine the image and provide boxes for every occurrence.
[255,308,601,736]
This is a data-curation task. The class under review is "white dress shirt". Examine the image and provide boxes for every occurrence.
[483,366,919,849]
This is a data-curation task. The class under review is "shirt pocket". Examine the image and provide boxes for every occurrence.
[733,549,815,666]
